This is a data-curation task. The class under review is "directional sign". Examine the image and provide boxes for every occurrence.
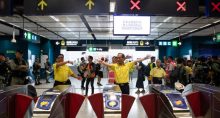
[67,47,87,51]
[206,0,220,17]
[85,0,94,10]
[38,0,48,11]
[135,47,155,51]
[87,47,109,52]
[116,0,199,16]
[0,0,12,16]
[124,40,153,46]
[24,0,109,15]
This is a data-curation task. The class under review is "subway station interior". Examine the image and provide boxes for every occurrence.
[0,0,220,118]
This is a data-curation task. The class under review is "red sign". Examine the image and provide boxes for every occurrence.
[177,1,186,12]
[130,0,141,10]
[211,2,220,12]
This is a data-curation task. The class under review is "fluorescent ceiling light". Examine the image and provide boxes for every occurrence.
[199,24,211,29]
[110,2,116,13]
[60,23,66,27]
[213,20,220,24]
[50,16,60,22]
[163,17,172,22]
[155,23,162,27]
[189,29,198,33]
[0,18,6,22]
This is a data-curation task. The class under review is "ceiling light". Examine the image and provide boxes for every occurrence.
[11,28,16,43]
[50,16,60,22]
[110,2,116,13]
[188,29,198,33]
[0,18,6,22]
[163,17,172,22]
[199,24,211,29]
[155,23,162,27]
[213,20,220,24]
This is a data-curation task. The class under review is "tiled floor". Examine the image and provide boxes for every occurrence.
[34,77,191,118]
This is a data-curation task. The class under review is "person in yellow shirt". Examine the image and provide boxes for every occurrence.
[99,53,151,94]
[53,54,81,87]
[150,59,166,84]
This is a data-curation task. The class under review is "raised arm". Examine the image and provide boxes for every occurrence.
[56,61,73,68]
[133,55,151,63]
[98,60,113,67]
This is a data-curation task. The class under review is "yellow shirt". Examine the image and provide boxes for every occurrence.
[150,67,166,78]
[185,66,193,75]
[109,62,135,83]
[53,63,75,82]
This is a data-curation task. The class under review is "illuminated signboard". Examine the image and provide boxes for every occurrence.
[124,40,152,46]
[172,40,178,47]
[158,41,172,46]
[24,32,40,43]
[24,0,109,15]
[216,33,220,42]
[116,0,199,16]
[205,0,220,17]
[87,47,109,52]
[114,16,150,35]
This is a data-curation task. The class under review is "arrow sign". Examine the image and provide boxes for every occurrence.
[85,0,94,10]
[38,0,47,11]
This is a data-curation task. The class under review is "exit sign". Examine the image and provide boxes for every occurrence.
[24,32,40,43]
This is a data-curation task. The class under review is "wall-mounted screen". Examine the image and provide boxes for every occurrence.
[113,16,150,35]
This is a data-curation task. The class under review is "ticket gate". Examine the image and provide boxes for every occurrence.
[0,85,36,118]
[33,85,74,117]
[140,84,191,118]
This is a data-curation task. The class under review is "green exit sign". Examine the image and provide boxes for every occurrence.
[24,32,38,41]
[172,40,178,47]
[216,33,220,42]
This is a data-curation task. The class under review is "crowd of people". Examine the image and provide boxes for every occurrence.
[0,50,220,96]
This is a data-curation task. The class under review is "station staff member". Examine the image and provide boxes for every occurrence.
[53,54,81,87]
[150,59,166,84]
[99,53,151,94]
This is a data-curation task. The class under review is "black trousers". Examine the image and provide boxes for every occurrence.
[53,79,71,87]
[81,75,86,88]
[152,77,162,84]
[117,83,130,95]
[85,78,95,96]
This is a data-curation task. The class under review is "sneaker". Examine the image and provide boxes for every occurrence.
[97,83,103,86]
[135,90,141,94]
[141,90,145,93]
[81,87,85,90]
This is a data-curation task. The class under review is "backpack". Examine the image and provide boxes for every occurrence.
[170,66,187,86]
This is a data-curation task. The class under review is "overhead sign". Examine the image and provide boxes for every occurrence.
[24,0,109,15]
[157,40,180,47]
[124,40,152,46]
[205,0,220,17]
[116,0,199,16]
[85,0,94,10]
[0,0,12,16]
[56,40,81,46]
[38,0,47,11]
[87,47,109,52]
[24,31,40,43]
